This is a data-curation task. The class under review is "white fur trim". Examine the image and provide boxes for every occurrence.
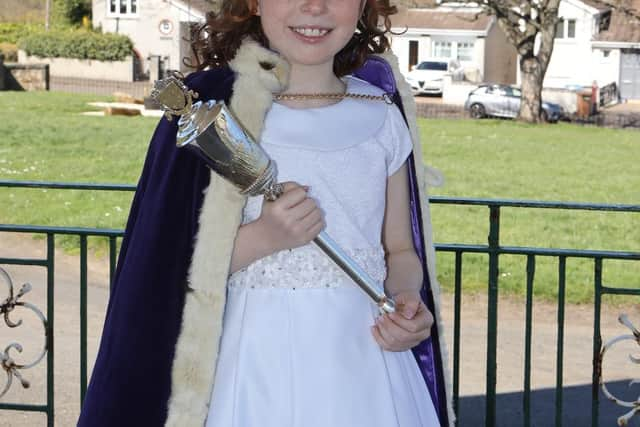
[377,51,456,426]
[228,39,290,139]
[164,40,289,427]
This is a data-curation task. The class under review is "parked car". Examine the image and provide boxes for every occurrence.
[464,84,564,122]
[405,59,459,96]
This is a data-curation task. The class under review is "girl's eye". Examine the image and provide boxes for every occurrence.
[259,61,276,71]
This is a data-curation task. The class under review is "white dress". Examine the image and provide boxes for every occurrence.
[205,76,440,427]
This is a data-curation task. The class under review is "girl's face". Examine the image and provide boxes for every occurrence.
[256,0,363,71]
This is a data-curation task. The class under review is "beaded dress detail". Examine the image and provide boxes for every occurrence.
[228,245,387,289]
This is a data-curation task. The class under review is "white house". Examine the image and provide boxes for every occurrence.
[91,0,213,76]
[389,7,517,84]
[538,0,640,100]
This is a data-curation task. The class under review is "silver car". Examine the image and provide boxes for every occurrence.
[405,60,451,95]
[464,84,564,122]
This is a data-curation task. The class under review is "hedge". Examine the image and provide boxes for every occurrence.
[18,29,133,61]
[0,23,43,44]
[0,43,18,62]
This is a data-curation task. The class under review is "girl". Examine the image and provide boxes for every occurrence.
[77,0,452,426]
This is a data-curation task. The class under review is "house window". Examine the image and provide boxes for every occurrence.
[109,0,137,16]
[598,11,611,32]
[409,40,419,71]
[555,19,564,38]
[567,20,576,38]
[457,42,474,61]
[433,41,452,58]
[555,18,576,39]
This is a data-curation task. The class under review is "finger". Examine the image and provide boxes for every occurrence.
[304,219,325,239]
[371,324,391,350]
[412,300,434,326]
[278,187,308,209]
[281,181,303,192]
[291,198,318,220]
[422,304,435,330]
[394,293,422,318]
[300,207,322,228]
[402,301,420,319]
[376,315,409,350]
[388,310,432,339]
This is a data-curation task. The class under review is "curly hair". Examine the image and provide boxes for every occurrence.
[187,0,398,77]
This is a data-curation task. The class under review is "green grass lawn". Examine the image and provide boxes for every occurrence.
[1,91,638,303]
[421,119,639,303]
[0,91,157,239]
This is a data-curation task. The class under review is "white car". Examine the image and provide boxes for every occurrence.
[405,59,459,95]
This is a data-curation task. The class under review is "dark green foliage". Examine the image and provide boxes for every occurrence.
[18,29,133,61]
[0,43,19,61]
[0,23,43,44]
[53,0,92,27]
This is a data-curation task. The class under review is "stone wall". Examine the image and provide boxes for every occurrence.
[3,62,50,91]
[0,53,49,91]
[18,50,134,82]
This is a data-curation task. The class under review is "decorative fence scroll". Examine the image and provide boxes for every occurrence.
[0,267,48,398]
[599,314,640,426]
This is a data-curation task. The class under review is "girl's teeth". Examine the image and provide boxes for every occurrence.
[293,28,328,37]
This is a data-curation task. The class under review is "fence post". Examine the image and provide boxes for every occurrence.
[486,205,500,426]
[0,53,6,91]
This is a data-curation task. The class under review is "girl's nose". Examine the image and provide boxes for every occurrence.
[300,0,328,15]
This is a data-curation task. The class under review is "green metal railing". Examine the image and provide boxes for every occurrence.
[0,181,128,427]
[0,180,638,427]
[428,197,640,427]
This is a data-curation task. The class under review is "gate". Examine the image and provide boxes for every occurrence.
[620,49,640,100]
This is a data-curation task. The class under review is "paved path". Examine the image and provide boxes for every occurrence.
[1,233,638,426]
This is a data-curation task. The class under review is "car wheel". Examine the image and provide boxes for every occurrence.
[470,103,486,119]
[540,110,549,123]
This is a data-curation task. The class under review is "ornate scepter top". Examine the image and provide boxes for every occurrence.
[150,71,199,121]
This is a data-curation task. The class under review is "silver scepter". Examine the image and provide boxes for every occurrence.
[151,72,395,314]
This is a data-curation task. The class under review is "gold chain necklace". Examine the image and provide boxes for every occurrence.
[274,92,394,104]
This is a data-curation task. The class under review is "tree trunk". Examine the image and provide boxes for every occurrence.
[519,54,544,123]
[517,0,560,123]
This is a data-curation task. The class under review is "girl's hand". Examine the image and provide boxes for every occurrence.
[371,290,434,352]
[256,181,325,253]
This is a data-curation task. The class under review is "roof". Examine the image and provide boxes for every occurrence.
[593,0,640,43]
[390,8,493,32]
[578,0,612,12]
[174,0,218,14]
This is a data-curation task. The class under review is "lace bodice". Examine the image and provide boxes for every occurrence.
[228,245,387,289]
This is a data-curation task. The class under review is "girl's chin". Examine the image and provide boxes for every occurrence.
[282,54,336,69]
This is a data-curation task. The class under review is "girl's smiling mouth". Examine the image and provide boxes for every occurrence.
[289,26,333,40]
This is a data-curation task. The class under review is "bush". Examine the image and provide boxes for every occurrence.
[53,0,92,28]
[18,29,133,61]
[0,43,18,62]
[0,23,43,44]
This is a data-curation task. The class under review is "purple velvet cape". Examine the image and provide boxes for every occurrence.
[77,58,449,427]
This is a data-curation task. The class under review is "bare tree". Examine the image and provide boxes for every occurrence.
[433,0,639,123]
[436,0,561,123]
[495,0,561,123]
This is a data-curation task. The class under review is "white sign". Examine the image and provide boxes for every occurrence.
[159,19,174,36]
